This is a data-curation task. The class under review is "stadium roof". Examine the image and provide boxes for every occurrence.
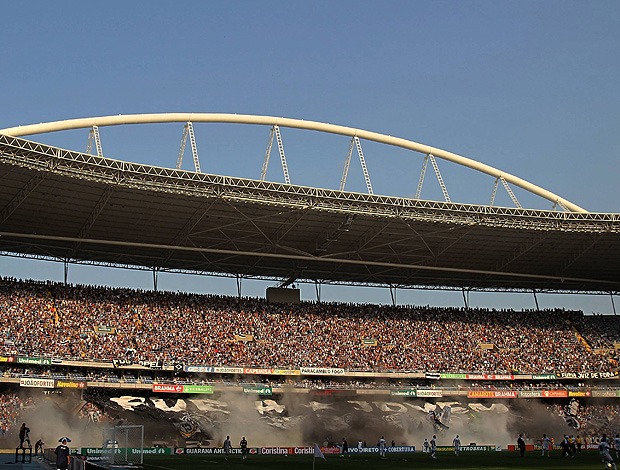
[1,133,619,294]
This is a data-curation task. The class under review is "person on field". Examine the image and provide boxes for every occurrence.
[34,439,44,455]
[517,434,525,457]
[560,435,573,458]
[541,434,551,457]
[379,436,386,457]
[223,435,232,461]
[240,436,248,459]
[19,423,31,449]
[340,437,349,457]
[453,434,460,456]
[599,435,617,470]
[614,435,620,459]
[55,438,70,470]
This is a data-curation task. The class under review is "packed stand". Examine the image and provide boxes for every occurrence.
[0,394,32,439]
[551,403,620,441]
[0,277,618,374]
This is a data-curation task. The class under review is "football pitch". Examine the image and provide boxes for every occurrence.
[141,450,609,470]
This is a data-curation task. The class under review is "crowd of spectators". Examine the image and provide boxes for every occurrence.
[551,403,620,440]
[0,394,32,439]
[78,401,112,424]
[0,277,618,374]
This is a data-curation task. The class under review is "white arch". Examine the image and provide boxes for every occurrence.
[0,113,587,213]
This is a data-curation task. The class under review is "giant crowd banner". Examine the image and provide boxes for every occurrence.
[556,371,618,379]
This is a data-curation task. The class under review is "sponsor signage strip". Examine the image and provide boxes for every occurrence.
[541,390,568,398]
[80,448,172,457]
[440,373,466,379]
[591,390,620,398]
[300,367,345,376]
[244,368,274,375]
[17,357,52,366]
[55,380,86,389]
[435,446,492,452]
[416,389,443,398]
[20,378,55,388]
[183,385,213,394]
[465,374,515,380]
[153,384,184,393]
[467,391,517,398]
[349,446,416,453]
[532,374,556,380]
[243,386,272,395]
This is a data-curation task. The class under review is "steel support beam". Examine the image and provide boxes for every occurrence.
[0,172,46,224]
[0,113,588,213]
[315,281,322,302]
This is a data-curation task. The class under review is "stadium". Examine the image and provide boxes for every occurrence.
[0,113,619,470]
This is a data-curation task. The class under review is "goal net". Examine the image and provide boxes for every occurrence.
[102,425,144,465]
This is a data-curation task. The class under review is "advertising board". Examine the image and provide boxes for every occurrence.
[153,384,184,393]
[183,385,214,394]
[416,389,443,398]
[19,378,54,388]
[466,374,515,380]
[541,390,568,398]
[243,386,272,395]
[467,391,517,398]
[300,367,345,376]
[56,380,86,389]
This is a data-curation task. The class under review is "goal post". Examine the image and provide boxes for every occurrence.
[102,425,144,465]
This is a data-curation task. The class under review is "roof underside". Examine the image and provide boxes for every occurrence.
[1,134,619,293]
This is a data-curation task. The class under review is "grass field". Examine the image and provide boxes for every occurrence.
[141,450,611,470]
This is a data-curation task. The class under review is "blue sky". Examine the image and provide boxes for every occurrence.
[1,1,619,312]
